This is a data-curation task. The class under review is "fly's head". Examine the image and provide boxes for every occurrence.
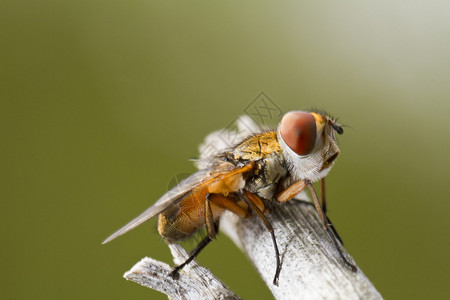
[277,110,343,182]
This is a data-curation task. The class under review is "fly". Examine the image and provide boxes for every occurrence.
[102,110,357,286]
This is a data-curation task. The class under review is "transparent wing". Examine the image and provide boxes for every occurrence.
[102,164,240,244]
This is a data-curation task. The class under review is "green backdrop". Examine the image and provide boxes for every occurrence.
[2,1,449,299]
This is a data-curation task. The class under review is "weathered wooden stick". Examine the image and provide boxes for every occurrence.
[220,194,383,300]
[124,244,241,300]
[124,116,382,299]
[124,194,382,299]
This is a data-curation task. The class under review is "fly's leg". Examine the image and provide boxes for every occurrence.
[320,178,343,245]
[305,180,357,272]
[325,215,344,246]
[276,180,307,202]
[169,229,216,279]
[204,193,216,240]
[169,193,250,279]
[208,193,250,218]
[241,190,281,286]
[320,178,327,214]
[169,193,217,279]
[205,193,252,239]
[279,179,344,245]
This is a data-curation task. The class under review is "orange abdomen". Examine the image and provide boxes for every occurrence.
[157,187,224,242]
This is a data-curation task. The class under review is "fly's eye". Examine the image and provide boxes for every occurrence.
[280,111,317,155]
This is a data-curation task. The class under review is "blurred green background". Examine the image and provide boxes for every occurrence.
[1,1,449,299]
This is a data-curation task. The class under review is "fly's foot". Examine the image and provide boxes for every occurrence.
[168,268,181,279]
[345,260,357,272]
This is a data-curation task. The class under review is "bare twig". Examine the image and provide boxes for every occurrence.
[123,115,382,299]
[124,194,382,299]
[124,244,241,300]
[220,193,383,300]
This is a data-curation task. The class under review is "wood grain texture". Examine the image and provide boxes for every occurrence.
[220,195,383,300]
[124,244,241,300]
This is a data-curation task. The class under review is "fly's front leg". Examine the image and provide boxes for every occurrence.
[321,178,344,245]
[320,178,327,214]
[276,180,307,202]
[278,179,327,214]
[279,179,343,245]
[305,180,356,272]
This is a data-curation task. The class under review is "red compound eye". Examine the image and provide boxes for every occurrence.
[280,111,317,155]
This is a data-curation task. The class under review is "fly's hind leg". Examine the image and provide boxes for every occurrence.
[169,193,249,279]
[204,193,251,239]
[169,225,217,279]
[204,193,216,240]
[169,193,218,279]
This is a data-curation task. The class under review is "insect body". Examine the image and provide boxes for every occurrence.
[103,110,356,285]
